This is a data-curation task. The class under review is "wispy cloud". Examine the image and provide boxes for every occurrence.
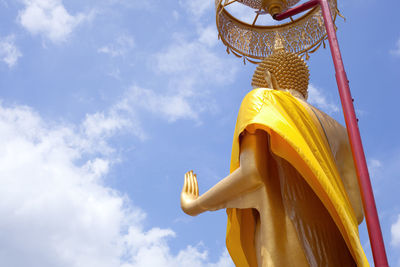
[18,0,94,43]
[151,29,237,122]
[0,35,22,68]
[197,25,218,47]
[82,98,146,145]
[392,215,400,246]
[82,83,200,142]
[308,84,340,114]
[149,1,239,123]
[390,37,400,56]
[82,109,142,146]
[179,0,212,19]
[97,3,237,126]
[120,86,199,122]
[154,33,237,86]
[107,0,153,10]
[368,158,382,179]
[98,35,135,57]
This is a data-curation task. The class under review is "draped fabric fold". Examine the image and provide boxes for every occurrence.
[226,89,369,267]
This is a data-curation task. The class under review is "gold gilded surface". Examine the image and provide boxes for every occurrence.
[180,46,368,266]
[180,89,368,266]
[251,50,309,98]
[215,0,339,62]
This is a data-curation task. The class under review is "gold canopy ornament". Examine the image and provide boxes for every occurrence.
[215,0,341,63]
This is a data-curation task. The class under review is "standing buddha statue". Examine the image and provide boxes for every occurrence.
[180,49,369,267]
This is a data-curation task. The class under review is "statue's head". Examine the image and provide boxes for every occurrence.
[251,50,310,99]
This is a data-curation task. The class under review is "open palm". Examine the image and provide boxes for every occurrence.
[180,170,199,215]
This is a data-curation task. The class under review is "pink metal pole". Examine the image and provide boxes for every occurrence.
[318,1,389,266]
[275,1,389,266]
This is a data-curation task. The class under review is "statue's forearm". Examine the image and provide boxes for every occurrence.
[192,165,262,215]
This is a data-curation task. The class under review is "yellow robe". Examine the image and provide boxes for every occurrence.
[226,88,369,266]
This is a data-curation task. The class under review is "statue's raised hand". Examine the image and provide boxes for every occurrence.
[180,170,201,216]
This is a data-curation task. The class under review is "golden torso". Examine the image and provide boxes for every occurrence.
[181,88,366,266]
[226,91,359,266]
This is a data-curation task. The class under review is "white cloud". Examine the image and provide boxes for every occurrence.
[122,86,198,122]
[18,0,93,43]
[108,0,153,10]
[392,215,400,246]
[172,10,180,20]
[0,35,22,68]
[390,37,400,56]
[129,2,238,124]
[0,103,123,266]
[83,111,134,141]
[179,0,212,19]
[308,84,340,114]
[98,35,135,57]
[81,84,197,139]
[368,158,382,179]
[0,102,233,267]
[151,29,238,121]
[91,2,237,127]
[82,101,146,144]
[198,25,218,47]
[155,33,237,86]
[163,2,237,83]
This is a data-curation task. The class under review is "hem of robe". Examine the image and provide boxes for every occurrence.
[226,88,369,267]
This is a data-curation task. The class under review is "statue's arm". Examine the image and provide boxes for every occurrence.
[181,131,266,216]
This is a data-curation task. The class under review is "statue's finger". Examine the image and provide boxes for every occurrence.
[192,173,197,195]
[186,172,190,192]
[190,173,195,195]
[188,172,192,194]
[183,172,188,192]
[194,174,198,196]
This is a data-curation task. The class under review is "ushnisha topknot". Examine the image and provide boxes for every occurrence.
[251,50,310,99]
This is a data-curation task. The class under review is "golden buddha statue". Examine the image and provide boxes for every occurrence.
[180,49,369,266]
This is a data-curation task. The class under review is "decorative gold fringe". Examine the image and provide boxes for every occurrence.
[246,57,261,64]
[336,8,346,22]
[230,49,243,58]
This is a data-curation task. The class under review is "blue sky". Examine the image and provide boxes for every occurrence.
[0,0,399,266]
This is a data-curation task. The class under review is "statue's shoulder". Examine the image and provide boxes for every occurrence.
[241,88,281,104]
[243,88,272,98]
